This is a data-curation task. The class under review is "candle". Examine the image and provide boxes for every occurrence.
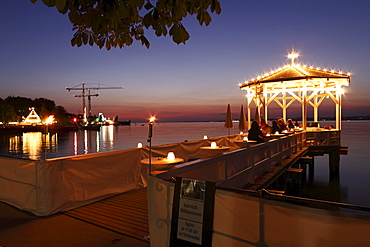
[167,152,175,161]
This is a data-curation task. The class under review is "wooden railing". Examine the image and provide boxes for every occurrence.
[157,132,307,189]
[305,130,341,146]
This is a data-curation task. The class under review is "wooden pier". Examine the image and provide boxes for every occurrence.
[63,188,149,243]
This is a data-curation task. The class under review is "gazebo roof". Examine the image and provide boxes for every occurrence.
[239,64,351,89]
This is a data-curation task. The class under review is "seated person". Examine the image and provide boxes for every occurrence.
[271,120,281,134]
[278,118,288,131]
[287,119,294,129]
[248,120,264,143]
[260,119,271,136]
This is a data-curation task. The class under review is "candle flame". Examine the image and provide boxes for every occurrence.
[167,152,175,161]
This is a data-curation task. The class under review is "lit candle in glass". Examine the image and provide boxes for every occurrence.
[211,142,217,148]
[167,152,175,161]
[137,142,143,148]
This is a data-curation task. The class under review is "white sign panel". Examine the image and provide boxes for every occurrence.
[177,218,203,244]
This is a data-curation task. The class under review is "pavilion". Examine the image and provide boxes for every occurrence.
[239,47,351,130]
[22,107,42,125]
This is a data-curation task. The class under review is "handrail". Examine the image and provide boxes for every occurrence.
[157,132,307,189]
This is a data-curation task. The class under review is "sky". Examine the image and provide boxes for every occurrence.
[0,0,369,122]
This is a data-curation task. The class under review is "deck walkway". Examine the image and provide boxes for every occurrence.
[0,188,150,247]
[63,187,150,243]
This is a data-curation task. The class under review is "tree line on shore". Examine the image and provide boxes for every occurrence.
[0,96,72,125]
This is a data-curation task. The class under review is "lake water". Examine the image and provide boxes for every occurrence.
[1,121,370,208]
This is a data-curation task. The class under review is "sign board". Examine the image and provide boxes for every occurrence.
[170,177,215,247]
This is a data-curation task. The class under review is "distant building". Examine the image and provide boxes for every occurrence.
[22,107,42,125]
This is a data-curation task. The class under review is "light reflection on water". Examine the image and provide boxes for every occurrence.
[0,122,241,160]
[0,121,370,207]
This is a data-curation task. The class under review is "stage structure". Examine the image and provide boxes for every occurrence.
[239,47,351,130]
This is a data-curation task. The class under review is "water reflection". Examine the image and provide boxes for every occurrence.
[7,132,58,160]
[100,125,115,150]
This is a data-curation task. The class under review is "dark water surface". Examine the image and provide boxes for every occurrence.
[1,121,369,207]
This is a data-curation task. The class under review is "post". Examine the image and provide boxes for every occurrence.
[336,83,342,130]
[148,117,155,175]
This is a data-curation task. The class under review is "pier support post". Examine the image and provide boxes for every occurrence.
[329,150,340,182]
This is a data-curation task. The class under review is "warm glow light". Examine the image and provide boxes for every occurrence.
[240,131,244,135]
[275,131,279,135]
[243,137,248,141]
[266,134,271,137]
[167,152,175,161]
[211,142,217,148]
[149,116,156,123]
[137,142,143,148]
[43,115,55,125]
[203,135,208,139]
[288,53,298,59]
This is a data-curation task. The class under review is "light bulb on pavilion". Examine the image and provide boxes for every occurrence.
[211,142,217,148]
[243,137,248,141]
[204,135,208,139]
[167,152,175,161]
[137,143,143,148]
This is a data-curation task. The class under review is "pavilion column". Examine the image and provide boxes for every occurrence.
[302,82,307,130]
[283,90,287,122]
[314,96,319,122]
[336,83,342,130]
[247,97,251,129]
[264,93,268,121]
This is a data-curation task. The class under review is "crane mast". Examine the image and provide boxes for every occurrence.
[66,82,123,123]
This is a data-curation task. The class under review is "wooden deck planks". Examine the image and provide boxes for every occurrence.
[63,188,149,242]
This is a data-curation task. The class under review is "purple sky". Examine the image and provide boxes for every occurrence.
[0,1,369,122]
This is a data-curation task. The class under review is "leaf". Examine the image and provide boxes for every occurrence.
[170,23,189,44]
[203,10,211,26]
[140,35,150,48]
[88,34,95,46]
[106,39,111,50]
[41,0,55,7]
[55,0,67,12]
[142,12,153,28]
[144,2,154,10]
[82,32,88,45]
